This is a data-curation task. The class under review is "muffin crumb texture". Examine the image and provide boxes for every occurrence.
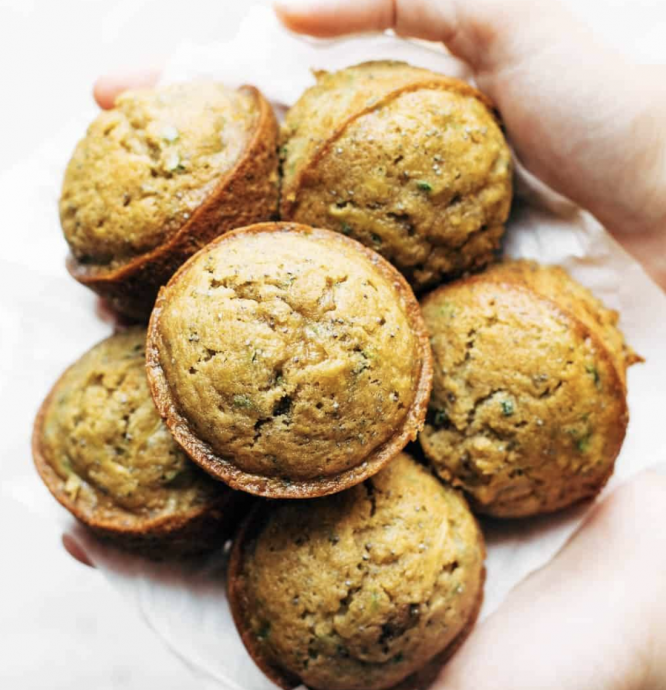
[61,82,259,267]
[40,328,220,524]
[420,261,635,517]
[281,61,512,289]
[151,225,428,490]
[234,453,484,690]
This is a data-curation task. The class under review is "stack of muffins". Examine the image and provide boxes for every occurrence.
[32,61,639,690]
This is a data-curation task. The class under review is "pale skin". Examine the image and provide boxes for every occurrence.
[82,1,666,687]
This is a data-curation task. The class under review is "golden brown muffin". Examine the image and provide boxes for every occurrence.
[280,61,513,291]
[419,260,639,518]
[146,222,432,499]
[481,260,642,385]
[32,328,246,558]
[61,81,279,320]
[228,453,485,690]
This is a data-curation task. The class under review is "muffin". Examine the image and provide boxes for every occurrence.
[228,453,485,690]
[280,61,512,291]
[146,222,432,498]
[61,81,279,320]
[32,328,245,557]
[419,260,639,518]
[482,260,640,387]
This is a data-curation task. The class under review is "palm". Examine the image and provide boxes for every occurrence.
[274,0,666,288]
[437,472,666,690]
[85,1,666,687]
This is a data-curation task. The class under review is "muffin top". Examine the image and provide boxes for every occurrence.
[60,82,259,268]
[481,260,640,385]
[281,61,512,289]
[38,328,220,525]
[229,453,485,690]
[147,223,432,497]
[420,262,633,517]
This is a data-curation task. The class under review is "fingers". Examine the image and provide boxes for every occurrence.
[62,533,95,568]
[93,67,161,109]
[274,0,395,38]
[274,0,666,259]
[273,0,568,72]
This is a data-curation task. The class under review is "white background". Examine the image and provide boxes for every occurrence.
[1,0,665,688]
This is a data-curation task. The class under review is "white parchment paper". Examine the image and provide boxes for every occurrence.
[4,6,666,689]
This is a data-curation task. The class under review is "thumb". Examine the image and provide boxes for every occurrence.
[273,0,572,75]
[274,0,666,283]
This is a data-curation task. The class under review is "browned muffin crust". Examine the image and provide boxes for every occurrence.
[480,260,642,385]
[228,454,485,690]
[65,83,279,320]
[146,222,433,499]
[419,261,637,518]
[32,328,247,558]
[280,61,513,291]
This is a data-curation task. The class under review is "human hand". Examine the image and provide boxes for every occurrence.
[273,0,666,289]
[85,4,666,688]
[433,469,666,690]
[94,1,666,288]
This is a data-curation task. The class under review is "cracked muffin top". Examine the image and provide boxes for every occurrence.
[280,60,513,291]
[419,261,638,518]
[146,222,432,498]
[35,328,226,529]
[60,82,259,268]
[228,453,485,690]
[481,260,638,387]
